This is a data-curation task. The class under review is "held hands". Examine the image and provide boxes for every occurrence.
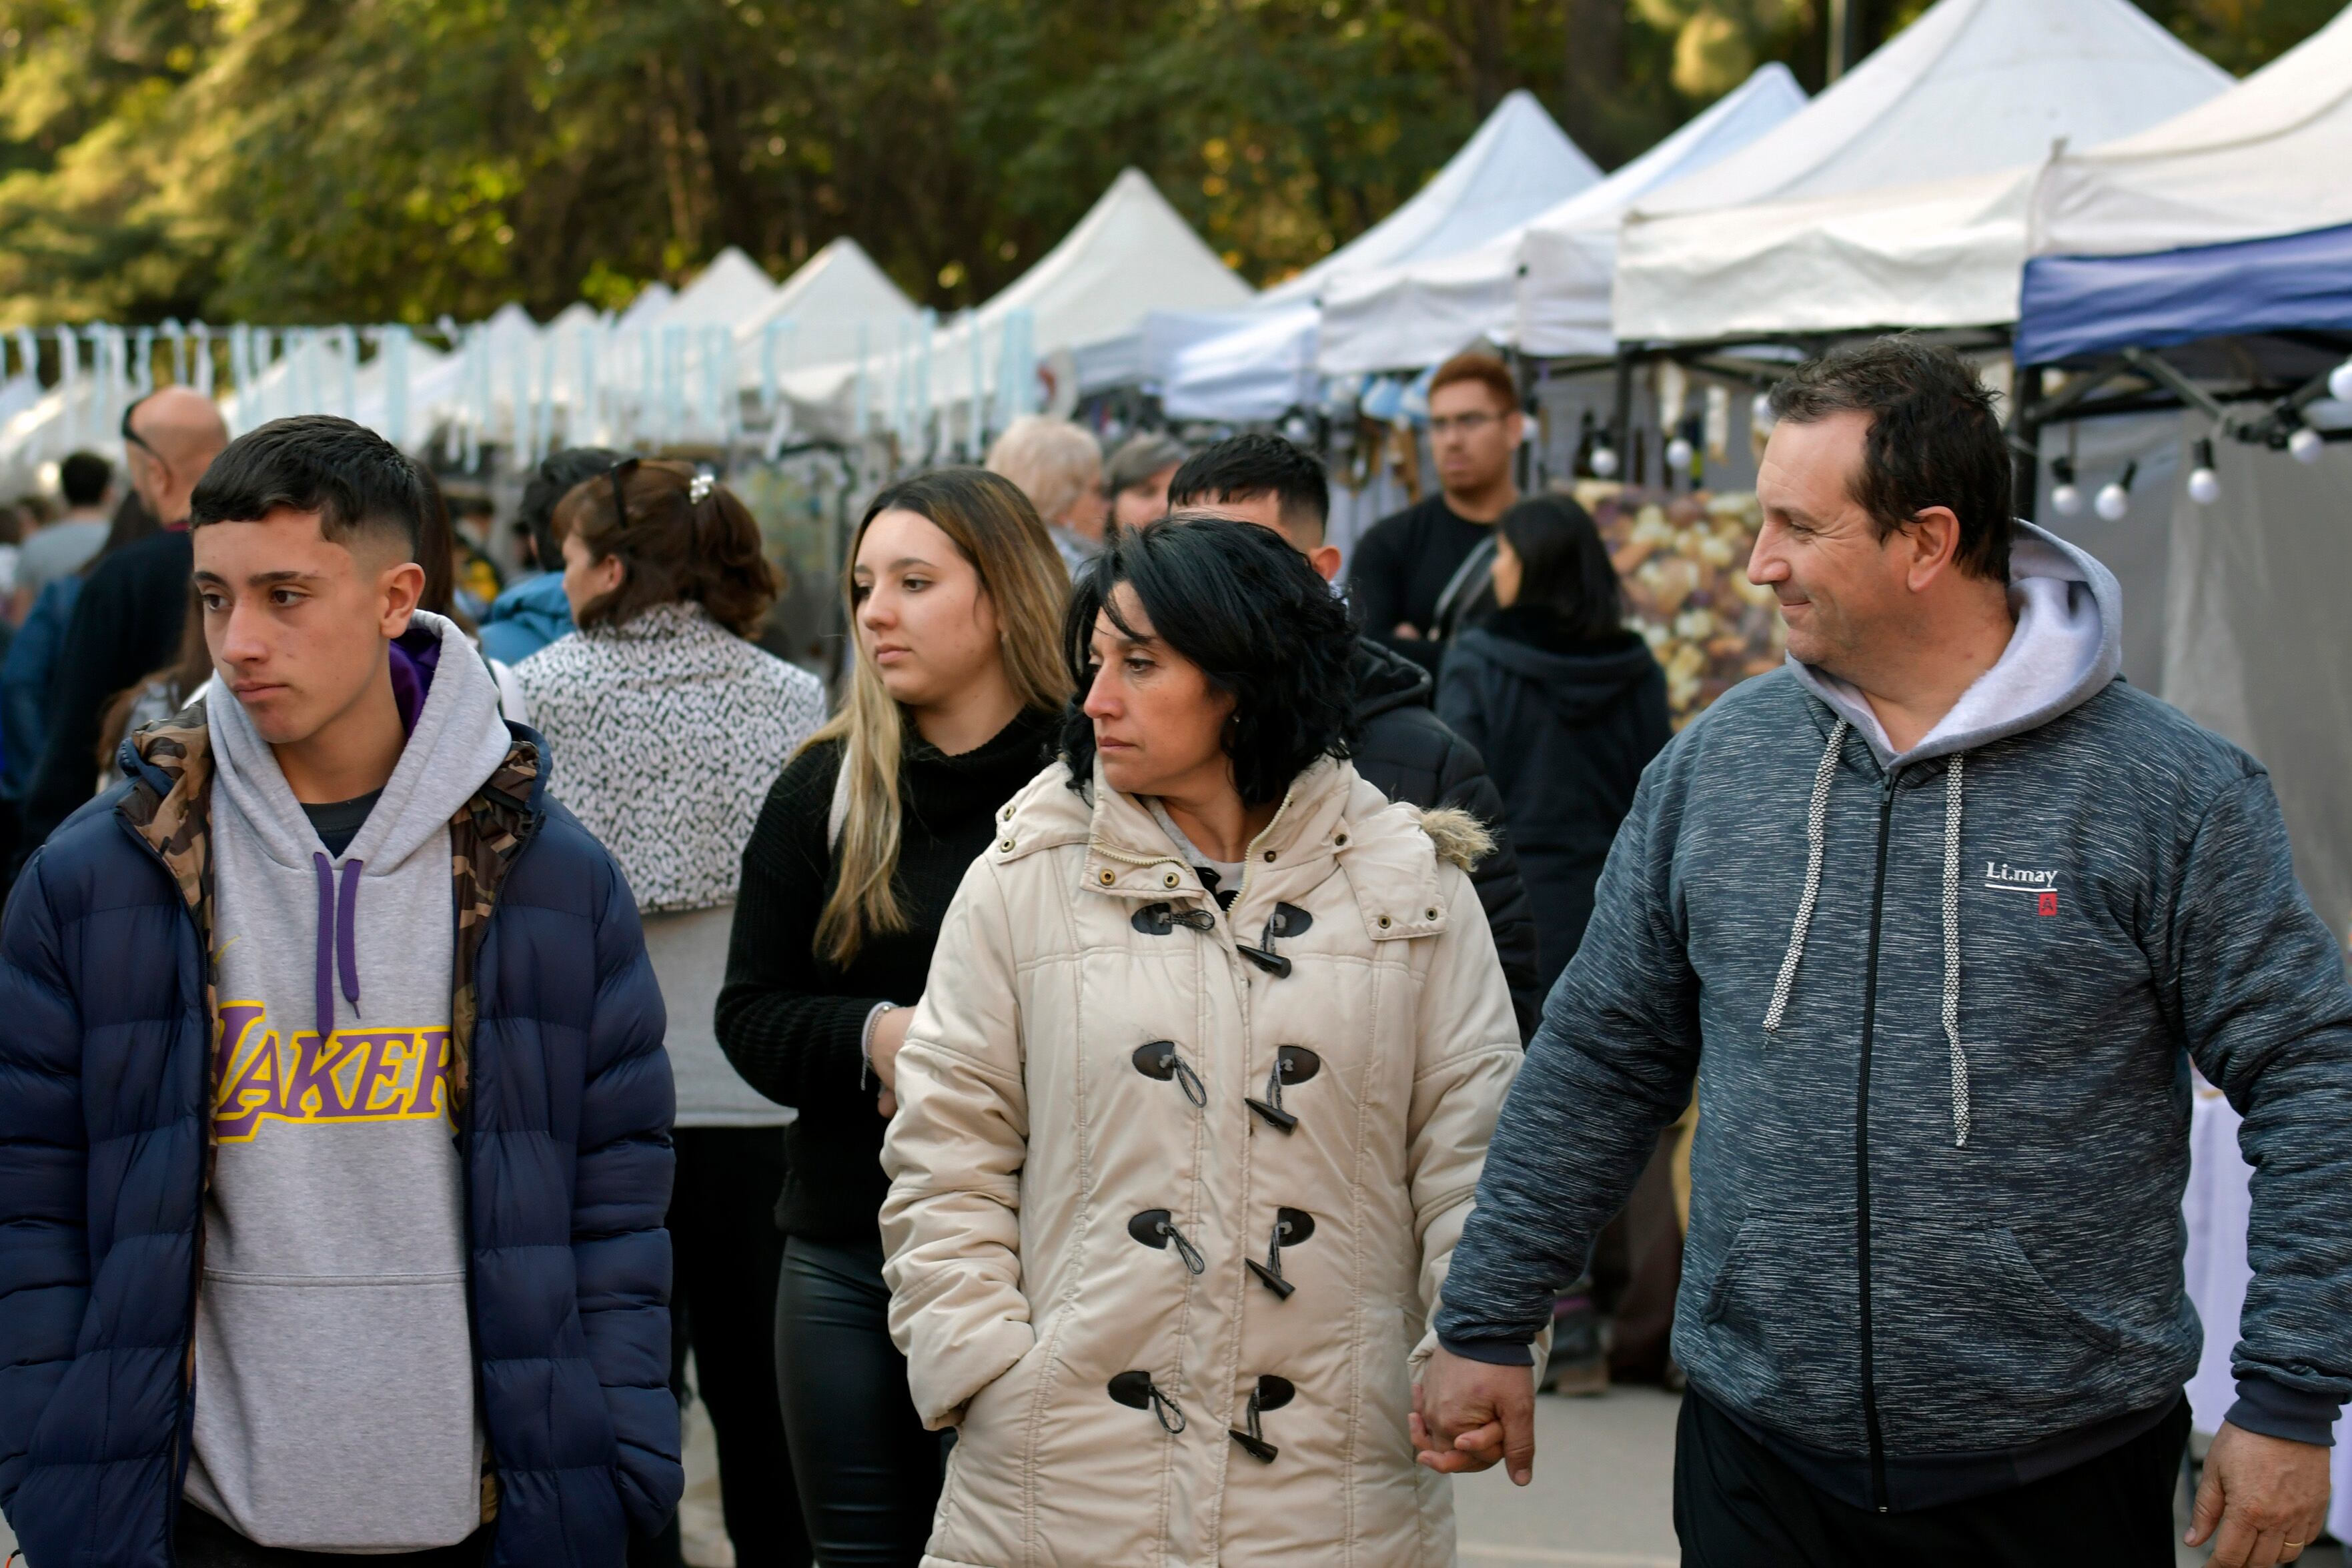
[2187,1422,2331,1567]
[1411,1344,1537,1487]
[870,1003,916,1118]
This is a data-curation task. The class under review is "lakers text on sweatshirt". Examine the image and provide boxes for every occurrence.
[0,610,681,1568]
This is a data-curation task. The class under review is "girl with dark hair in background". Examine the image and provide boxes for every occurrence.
[516,459,828,1568]
[716,467,1070,1567]
[878,516,1521,1567]
[1438,493,1668,993]
[1437,493,1671,1399]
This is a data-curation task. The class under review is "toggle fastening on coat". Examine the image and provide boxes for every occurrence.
[881,755,1522,1568]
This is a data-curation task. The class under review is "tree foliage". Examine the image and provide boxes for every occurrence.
[0,0,2327,328]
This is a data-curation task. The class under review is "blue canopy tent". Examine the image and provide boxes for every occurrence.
[2016,220,2352,368]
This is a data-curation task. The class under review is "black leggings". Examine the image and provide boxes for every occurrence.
[641,1128,808,1568]
[774,1237,948,1566]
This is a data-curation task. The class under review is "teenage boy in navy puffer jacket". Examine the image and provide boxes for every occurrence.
[0,416,679,1568]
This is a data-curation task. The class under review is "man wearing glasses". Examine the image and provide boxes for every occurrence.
[19,384,228,856]
[1347,350,1525,677]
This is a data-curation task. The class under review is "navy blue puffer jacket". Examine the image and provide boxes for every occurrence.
[0,717,680,1567]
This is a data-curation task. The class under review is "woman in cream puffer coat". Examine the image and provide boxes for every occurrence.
[880,517,1523,1568]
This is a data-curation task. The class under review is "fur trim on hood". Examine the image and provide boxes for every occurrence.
[1417,805,1494,873]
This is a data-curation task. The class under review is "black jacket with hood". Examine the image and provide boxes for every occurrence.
[1349,638,1542,1037]
[1437,610,1670,996]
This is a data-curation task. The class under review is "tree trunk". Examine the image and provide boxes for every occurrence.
[1560,0,1624,163]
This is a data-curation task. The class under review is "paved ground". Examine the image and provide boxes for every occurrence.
[5,1386,2342,1565]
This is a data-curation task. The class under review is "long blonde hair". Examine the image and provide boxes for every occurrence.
[811,468,1071,965]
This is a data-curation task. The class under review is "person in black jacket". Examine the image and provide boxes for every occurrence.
[1437,493,1669,996]
[20,385,227,855]
[716,468,1072,1568]
[1436,491,1673,1397]
[1167,434,1542,1038]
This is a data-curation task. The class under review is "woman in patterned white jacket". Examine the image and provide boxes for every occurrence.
[516,457,827,1567]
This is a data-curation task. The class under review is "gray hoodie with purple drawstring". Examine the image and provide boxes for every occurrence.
[183,611,515,1551]
[1437,524,2352,1511]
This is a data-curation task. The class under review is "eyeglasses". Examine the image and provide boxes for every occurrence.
[121,391,163,466]
[1427,412,1502,437]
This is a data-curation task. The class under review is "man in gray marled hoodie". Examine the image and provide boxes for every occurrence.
[1418,339,2352,1568]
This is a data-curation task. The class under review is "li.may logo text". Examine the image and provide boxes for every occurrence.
[1983,862,2060,916]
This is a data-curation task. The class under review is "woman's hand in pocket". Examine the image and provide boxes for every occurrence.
[871,1003,916,1117]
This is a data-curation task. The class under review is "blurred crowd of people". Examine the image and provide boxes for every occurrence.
[2,339,2347,1568]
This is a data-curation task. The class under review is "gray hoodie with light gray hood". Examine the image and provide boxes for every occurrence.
[1438,524,2352,1511]
[185,610,514,1551]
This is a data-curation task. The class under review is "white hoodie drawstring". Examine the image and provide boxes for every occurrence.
[1762,718,1973,1149]
[1941,753,1969,1148]
[1763,719,1846,1036]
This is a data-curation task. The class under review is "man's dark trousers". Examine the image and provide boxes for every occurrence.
[1674,1391,2192,1567]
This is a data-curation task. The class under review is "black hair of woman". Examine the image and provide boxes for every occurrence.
[1496,493,1624,642]
[1060,513,1358,808]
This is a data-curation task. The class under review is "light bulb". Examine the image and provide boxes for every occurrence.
[2095,482,2130,521]
[2291,426,2325,464]
[2330,358,2352,404]
[1589,445,1619,478]
[1666,435,1695,470]
[2051,482,2083,516]
[2187,437,2220,504]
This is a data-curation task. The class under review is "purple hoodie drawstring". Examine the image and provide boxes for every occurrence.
[311,852,366,1044]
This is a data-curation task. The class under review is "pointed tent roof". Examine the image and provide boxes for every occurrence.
[774,170,1245,426]
[614,281,675,335]
[733,237,919,383]
[660,246,780,327]
[2030,4,2352,259]
[544,301,601,335]
[1636,0,2230,217]
[1261,88,1602,309]
[1315,64,1806,371]
[1157,91,1600,418]
[977,167,1250,354]
[1612,0,2231,343]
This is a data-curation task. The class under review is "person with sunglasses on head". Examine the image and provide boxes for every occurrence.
[714,468,1070,1567]
[19,385,229,856]
[516,459,826,1568]
[0,414,680,1568]
[1347,351,1524,678]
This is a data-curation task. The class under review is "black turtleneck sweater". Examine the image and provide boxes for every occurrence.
[716,706,1061,1243]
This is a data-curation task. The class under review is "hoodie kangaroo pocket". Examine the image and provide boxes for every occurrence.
[188,1271,482,1553]
[1869,1224,2129,1453]
[1681,1213,1867,1454]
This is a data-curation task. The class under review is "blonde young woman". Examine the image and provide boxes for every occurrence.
[880,516,1524,1567]
[716,468,1070,1568]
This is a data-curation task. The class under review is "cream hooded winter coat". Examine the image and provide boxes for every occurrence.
[880,754,1522,1568]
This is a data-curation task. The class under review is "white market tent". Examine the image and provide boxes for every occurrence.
[734,237,918,392]
[1263,89,1600,309]
[1611,0,2232,344]
[980,166,1253,393]
[1315,64,1806,373]
[783,167,1251,441]
[2028,3,2352,261]
[221,327,451,446]
[1153,89,1602,420]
